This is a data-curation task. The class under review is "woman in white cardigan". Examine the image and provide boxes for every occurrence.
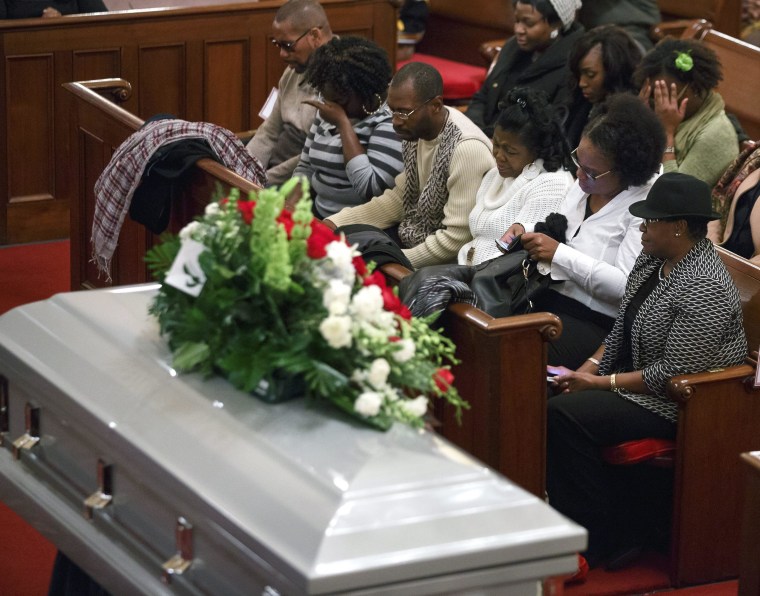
[457,87,574,267]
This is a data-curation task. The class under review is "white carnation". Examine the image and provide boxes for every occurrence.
[323,279,352,315]
[368,358,391,389]
[392,339,416,363]
[319,315,353,349]
[351,285,384,322]
[354,391,383,417]
[204,202,221,216]
[326,240,356,269]
[401,395,428,418]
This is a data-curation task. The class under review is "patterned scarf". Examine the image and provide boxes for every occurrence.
[712,144,760,229]
[397,113,462,248]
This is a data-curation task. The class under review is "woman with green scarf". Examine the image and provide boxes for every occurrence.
[635,38,739,188]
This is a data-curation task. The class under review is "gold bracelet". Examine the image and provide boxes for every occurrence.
[610,373,617,392]
[586,357,601,366]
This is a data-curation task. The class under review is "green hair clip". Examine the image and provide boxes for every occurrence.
[674,51,693,72]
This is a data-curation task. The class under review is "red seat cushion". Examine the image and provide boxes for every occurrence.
[602,438,677,466]
[397,53,486,100]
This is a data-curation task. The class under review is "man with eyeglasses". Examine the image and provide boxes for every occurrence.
[324,62,494,269]
[246,0,333,185]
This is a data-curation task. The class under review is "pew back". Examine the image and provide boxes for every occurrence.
[701,29,760,142]
[665,247,760,586]
[0,0,396,245]
[658,0,742,37]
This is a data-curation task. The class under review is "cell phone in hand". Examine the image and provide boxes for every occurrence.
[495,234,523,254]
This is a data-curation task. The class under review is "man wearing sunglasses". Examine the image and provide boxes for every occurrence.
[246,0,333,185]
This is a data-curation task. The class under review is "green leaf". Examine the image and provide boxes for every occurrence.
[172,341,210,371]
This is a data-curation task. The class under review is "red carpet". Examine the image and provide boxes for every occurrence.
[1,240,70,596]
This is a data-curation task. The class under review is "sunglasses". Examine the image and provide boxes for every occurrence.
[270,27,319,52]
[570,148,613,181]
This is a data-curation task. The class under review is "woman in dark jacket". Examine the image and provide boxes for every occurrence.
[0,0,106,18]
[465,0,584,138]
[546,172,748,569]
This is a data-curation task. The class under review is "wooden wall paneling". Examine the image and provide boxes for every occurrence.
[204,38,249,133]
[138,44,187,120]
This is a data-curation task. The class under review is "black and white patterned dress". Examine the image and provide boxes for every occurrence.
[599,238,747,423]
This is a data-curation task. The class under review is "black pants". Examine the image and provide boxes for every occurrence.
[534,290,615,370]
[546,390,676,567]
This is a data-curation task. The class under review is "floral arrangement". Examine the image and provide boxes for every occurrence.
[145,179,467,430]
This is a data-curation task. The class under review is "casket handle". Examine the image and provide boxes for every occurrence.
[12,403,40,459]
[162,516,193,583]
[0,376,8,447]
[83,459,113,520]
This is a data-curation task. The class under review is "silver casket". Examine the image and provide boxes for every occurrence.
[0,285,586,595]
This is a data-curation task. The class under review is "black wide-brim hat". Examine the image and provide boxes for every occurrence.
[629,172,721,220]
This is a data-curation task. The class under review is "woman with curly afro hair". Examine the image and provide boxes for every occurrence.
[291,36,402,218]
[635,38,739,187]
[500,93,665,369]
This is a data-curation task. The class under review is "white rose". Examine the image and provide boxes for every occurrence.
[179,220,202,241]
[354,391,383,417]
[392,339,416,363]
[351,285,384,322]
[204,202,221,216]
[323,279,351,315]
[319,315,353,349]
[367,358,391,389]
[401,395,428,418]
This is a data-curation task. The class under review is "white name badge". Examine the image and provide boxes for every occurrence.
[259,87,279,120]
[164,239,207,297]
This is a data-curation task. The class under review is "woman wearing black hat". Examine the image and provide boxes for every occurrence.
[545,172,747,570]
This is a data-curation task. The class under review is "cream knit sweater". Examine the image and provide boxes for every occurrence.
[328,108,493,268]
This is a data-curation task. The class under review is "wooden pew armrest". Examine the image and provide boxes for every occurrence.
[666,360,758,404]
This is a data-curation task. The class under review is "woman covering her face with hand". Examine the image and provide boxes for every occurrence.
[635,38,739,188]
[292,36,403,218]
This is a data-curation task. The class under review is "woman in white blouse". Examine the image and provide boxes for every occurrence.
[458,87,574,267]
[501,93,666,369]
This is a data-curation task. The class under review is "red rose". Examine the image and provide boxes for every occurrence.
[434,368,455,392]
[363,271,387,289]
[236,199,256,225]
[307,220,338,259]
[353,255,368,277]
[276,210,294,237]
[381,287,411,319]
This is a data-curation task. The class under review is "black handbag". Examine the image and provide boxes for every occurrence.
[469,249,549,317]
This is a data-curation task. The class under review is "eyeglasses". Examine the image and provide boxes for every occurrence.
[570,148,613,181]
[270,27,318,52]
[387,95,437,121]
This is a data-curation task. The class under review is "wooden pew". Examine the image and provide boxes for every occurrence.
[665,247,760,586]
[381,264,560,498]
[701,28,760,141]
[64,78,262,290]
[0,0,396,245]
[416,0,513,67]
[738,451,760,596]
[658,0,742,37]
